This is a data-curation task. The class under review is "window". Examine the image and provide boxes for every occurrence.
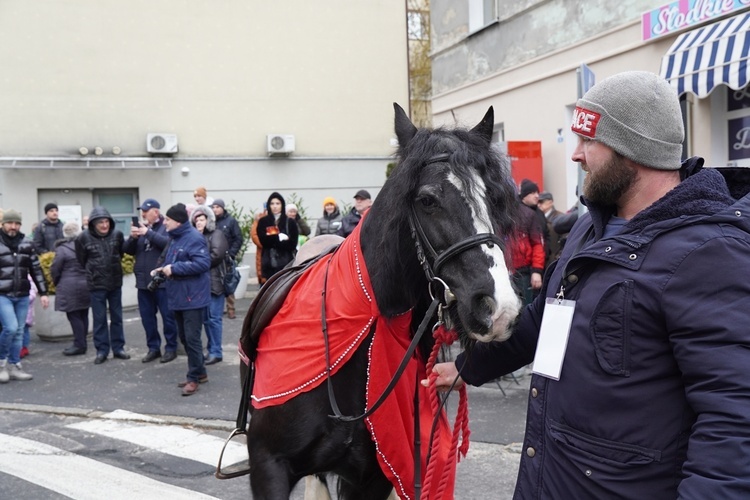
[94,189,138,236]
[469,0,497,33]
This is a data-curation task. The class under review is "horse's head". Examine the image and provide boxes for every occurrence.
[363,104,521,344]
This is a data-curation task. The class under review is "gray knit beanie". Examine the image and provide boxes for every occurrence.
[571,71,684,170]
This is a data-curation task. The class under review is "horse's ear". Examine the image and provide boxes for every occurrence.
[470,106,494,145]
[393,103,418,147]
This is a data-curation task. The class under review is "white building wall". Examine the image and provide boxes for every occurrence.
[0,0,409,223]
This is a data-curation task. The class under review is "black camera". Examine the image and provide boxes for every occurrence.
[147,271,167,292]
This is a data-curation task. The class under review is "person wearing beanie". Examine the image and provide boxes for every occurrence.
[432,71,750,497]
[123,198,177,364]
[0,208,49,383]
[193,186,214,207]
[315,196,343,236]
[256,191,299,279]
[51,222,91,357]
[285,202,311,239]
[210,198,242,319]
[75,206,128,365]
[518,179,550,267]
[33,202,64,254]
[190,205,228,366]
[158,202,211,395]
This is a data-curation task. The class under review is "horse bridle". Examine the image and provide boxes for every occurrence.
[408,153,504,308]
[325,153,504,423]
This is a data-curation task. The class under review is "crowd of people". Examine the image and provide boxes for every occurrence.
[0,187,374,394]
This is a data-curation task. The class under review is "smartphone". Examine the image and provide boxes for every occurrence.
[266,226,279,236]
[131,216,140,226]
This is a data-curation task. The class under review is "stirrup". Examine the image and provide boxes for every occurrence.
[215,428,251,479]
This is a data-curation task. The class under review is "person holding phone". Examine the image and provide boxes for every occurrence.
[123,199,177,364]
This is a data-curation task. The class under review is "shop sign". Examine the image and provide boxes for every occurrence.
[728,115,750,160]
[642,0,750,41]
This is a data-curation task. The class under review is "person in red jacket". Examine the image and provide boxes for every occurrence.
[509,197,545,306]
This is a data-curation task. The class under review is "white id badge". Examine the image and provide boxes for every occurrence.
[531,298,576,380]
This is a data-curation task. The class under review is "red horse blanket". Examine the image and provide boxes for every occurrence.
[251,223,455,499]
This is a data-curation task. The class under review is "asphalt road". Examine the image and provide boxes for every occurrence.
[0,284,528,499]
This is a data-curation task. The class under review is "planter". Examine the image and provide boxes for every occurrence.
[234,265,252,299]
[34,274,137,342]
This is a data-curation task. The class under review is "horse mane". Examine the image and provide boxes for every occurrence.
[362,123,518,318]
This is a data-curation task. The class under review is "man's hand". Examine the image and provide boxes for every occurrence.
[531,272,542,290]
[421,361,465,391]
[153,265,172,277]
[40,296,49,309]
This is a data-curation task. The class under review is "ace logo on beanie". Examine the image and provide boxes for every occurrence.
[572,107,600,138]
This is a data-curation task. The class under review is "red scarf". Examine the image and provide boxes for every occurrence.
[251,223,459,499]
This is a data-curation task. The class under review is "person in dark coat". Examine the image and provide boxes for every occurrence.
[155,203,211,396]
[256,192,298,279]
[123,198,177,364]
[429,71,750,497]
[75,206,128,365]
[0,209,49,383]
[190,205,228,366]
[211,198,242,319]
[336,189,372,237]
[33,202,64,254]
[51,222,91,356]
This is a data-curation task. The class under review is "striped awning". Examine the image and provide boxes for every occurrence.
[660,12,750,98]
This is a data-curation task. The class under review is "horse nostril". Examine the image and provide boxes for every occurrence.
[471,295,496,328]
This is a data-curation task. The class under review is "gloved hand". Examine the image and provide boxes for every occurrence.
[278,233,289,242]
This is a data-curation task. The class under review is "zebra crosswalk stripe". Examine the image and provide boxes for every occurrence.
[0,432,220,500]
[66,410,247,467]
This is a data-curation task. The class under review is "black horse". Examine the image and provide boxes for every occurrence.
[240,104,521,499]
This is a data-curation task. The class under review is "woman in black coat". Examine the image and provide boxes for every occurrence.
[51,222,91,356]
[256,192,298,279]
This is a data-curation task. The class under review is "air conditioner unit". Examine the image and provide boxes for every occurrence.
[267,134,295,156]
[146,133,179,154]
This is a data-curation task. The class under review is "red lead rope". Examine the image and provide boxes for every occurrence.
[422,325,470,500]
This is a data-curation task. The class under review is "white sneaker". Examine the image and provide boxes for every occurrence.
[0,360,8,384]
[8,363,32,381]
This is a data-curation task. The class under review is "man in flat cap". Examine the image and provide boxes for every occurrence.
[337,189,372,238]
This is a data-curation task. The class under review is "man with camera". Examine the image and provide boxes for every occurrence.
[153,203,211,396]
[123,199,177,364]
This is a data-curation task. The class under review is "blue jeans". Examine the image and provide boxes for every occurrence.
[90,288,125,356]
[0,295,30,364]
[175,308,207,383]
[138,288,178,353]
[203,294,225,358]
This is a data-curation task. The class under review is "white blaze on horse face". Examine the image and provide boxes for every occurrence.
[447,170,521,342]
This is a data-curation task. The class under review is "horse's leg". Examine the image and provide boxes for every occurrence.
[337,471,395,500]
[303,474,331,500]
[248,449,296,500]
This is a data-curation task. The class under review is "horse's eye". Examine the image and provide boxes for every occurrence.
[419,196,438,209]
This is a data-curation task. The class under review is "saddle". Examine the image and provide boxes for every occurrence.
[240,235,343,362]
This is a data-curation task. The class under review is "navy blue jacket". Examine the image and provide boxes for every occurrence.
[458,161,750,498]
[162,222,210,311]
[123,215,170,289]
